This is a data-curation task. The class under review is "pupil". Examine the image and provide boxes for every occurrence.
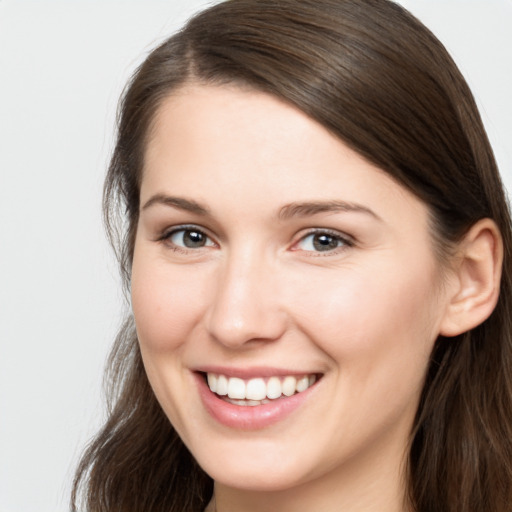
[184,230,205,248]
[313,234,337,251]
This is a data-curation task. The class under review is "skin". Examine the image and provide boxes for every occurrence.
[131,85,459,512]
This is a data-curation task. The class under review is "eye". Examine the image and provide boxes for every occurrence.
[164,227,215,249]
[295,230,352,253]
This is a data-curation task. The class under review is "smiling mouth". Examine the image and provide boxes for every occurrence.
[204,373,319,406]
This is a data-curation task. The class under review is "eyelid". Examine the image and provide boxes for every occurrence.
[291,228,355,255]
[158,224,218,250]
[155,224,354,255]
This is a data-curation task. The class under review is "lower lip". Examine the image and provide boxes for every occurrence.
[195,373,318,430]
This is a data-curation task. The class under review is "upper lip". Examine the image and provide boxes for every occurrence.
[193,366,321,379]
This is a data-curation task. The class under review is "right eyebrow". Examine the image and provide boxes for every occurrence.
[141,194,210,215]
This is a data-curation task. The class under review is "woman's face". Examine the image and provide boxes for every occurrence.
[132,85,452,493]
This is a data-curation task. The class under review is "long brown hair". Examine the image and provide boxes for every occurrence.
[72,1,512,510]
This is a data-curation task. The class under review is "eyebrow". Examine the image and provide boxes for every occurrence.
[141,194,380,222]
[141,194,209,215]
[278,200,381,221]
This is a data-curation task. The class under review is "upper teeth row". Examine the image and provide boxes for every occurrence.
[207,373,316,400]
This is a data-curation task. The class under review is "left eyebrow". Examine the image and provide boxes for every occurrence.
[141,194,210,215]
[278,200,382,221]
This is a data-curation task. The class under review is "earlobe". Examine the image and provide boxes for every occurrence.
[439,218,503,337]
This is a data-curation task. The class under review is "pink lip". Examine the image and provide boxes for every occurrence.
[193,372,319,430]
[194,365,314,379]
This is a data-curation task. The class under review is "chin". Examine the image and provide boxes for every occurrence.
[203,461,309,492]
[184,433,325,492]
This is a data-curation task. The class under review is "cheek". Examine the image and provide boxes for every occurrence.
[130,251,212,430]
[288,259,441,371]
[290,264,441,442]
[130,252,209,353]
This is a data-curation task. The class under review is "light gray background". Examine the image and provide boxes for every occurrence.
[0,1,511,511]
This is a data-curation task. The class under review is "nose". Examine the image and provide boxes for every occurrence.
[205,250,288,349]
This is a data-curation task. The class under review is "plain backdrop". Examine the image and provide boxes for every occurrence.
[0,1,511,511]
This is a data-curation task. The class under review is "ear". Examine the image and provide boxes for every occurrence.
[440,218,503,337]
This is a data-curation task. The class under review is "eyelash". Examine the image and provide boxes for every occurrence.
[292,228,354,256]
[158,225,354,255]
[159,225,216,253]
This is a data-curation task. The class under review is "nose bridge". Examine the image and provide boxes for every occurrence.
[206,244,286,348]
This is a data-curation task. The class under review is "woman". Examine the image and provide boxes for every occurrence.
[72,0,512,510]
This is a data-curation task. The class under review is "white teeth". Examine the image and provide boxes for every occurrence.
[282,376,297,396]
[216,375,228,396]
[227,377,246,399]
[227,398,271,406]
[206,372,318,401]
[246,378,267,400]
[207,373,218,393]
[296,376,309,393]
[266,376,282,399]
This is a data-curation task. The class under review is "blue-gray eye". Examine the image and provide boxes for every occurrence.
[298,232,347,252]
[169,229,214,249]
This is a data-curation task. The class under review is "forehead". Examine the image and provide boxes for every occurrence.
[142,84,427,229]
